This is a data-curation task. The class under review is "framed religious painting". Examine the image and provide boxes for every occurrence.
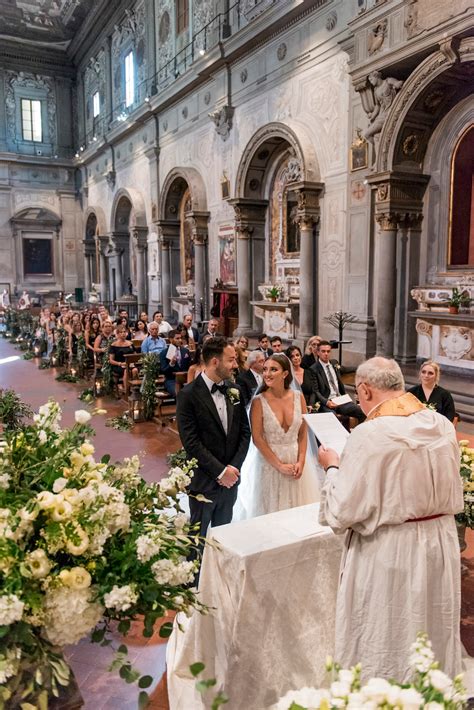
[350,131,368,172]
[218,225,236,285]
[221,173,231,200]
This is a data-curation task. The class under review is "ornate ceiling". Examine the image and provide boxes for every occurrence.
[0,0,95,45]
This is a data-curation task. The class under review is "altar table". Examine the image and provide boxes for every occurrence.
[166,503,343,710]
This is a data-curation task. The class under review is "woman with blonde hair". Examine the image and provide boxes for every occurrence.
[408,359,456,421]
[301,335,322,369]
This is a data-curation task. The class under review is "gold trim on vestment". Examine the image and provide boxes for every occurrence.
[366,392,425,421]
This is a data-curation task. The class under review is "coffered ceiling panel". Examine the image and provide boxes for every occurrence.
[0,0,95,45]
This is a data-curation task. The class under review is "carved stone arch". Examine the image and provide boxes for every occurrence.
[235,122,320,198]
[110,187,147,230]
[159,167,208,218]
[377,36,474,173]
[84,206,107,237]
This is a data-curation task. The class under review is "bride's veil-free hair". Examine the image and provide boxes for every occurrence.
[258,354,293,394]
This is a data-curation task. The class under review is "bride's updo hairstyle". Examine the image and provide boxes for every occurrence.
[260,353,293,391]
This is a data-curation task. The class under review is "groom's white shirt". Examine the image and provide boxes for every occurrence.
[201,371,228,479]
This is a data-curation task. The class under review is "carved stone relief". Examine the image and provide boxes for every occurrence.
[367,19,387,56]
[157,0,174,70]
[306,60,347,163]
[272,86,292,121]
[209,105,234,141]
[241,0,276,21]
[193,0,214,52]
[440,326,472,361]
[361,71,403,161]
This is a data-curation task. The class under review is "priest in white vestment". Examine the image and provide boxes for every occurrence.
[319,357,463,682]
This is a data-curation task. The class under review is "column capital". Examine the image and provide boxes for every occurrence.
[368,170,430,213]
[131,226,148,251]
[185,210,209,245]
[288,182,323,229]
[375,212,399,231]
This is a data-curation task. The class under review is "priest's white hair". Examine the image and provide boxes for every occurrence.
[356,357,405,391]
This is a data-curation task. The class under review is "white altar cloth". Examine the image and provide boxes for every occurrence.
[167,503,343,710]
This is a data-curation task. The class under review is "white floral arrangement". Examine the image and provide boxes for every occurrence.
[0,400,202,708]
[458,439,474,528]
[275,633,466,709]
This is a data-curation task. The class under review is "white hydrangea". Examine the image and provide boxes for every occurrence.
[151,558,195,586]
[103,584,138,612]
[34,401,62,433]
[0,594,24,625]
[427,669,454,695]
[43,587,103,646]
[136,532,163,563]
[274,687,331,710]
[74,409,91,425]
[159,467,192,495]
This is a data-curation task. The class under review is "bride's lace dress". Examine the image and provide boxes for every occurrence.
[234,390,320,520]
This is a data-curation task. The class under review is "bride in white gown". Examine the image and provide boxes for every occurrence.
[234,354,320,520]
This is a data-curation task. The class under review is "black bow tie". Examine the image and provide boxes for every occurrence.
[211,383,227,395]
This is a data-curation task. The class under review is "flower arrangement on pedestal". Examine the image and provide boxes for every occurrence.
[0,400,202,708]
[275,633,466,709]
[457,440,474,531]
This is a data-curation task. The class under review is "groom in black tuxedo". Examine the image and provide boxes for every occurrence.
[177,337,251,540]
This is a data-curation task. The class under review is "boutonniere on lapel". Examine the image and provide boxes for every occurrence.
[334,363,341,371]
[227,387,240,405]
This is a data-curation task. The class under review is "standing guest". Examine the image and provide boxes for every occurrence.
[187,346,204,383]
[97,305,110,323]
[159,329,191,396]
[270,336,283,353]
[93,320,114,363]
[301,335,322,369]
[85,318,101,363]
[45,312,57,357]
[141,322,167,355]
[176,337,250,542]
[286,345,317,406]
[153,310,173,336]
[68,314,83,358]
[255,333,273,359]
[408,360,456,422]
[236,350,265,407]
[108,325,136,388]
[180,313,200,347]
[200,318,223,343]
[133,319,148,342]
[318,357,463,681]
[311,341,365,422]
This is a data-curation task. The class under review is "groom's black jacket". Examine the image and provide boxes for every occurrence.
[176,375,251,496]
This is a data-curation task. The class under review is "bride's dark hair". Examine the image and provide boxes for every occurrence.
[259,353,293,392]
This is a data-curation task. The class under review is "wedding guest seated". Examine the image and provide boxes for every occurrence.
[179,313,200,349]
[254,333,273,359]
[286,345,318,406]
[109,325,136,387]
[68,313,83,358]
[159,329,191,396]
[141,322,167,355]
[133,319,148,342]
[234,344,248,374]
[270,336,283,353]
[200,318,223,344]
[234,335,249,362]
[310,341,365,422]
[153,310,173,336]
[116,316,132,341]
[236,350,265,407]
[187,346,204,383]
[301,335,322,369]
[93,320,115,362]
[139,311,149,325]
[318,357,463,681]
[85,317,101,365]
[407,359,456,422]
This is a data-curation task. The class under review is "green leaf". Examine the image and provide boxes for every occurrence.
[143,627,154,638]
[138,675,153,689]
[118,620,131,635]
[159,622,173,638]
[0,626,9,638]
[119,664,132,680]
[117,645,128,656]
[190,662,205,677]
[91,627,105,643]
[138,691,149,709]
[101,454,111,464]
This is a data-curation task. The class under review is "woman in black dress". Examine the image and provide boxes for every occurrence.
[408,359,456,421]
[301,335,322,369]
[286,345,318,406]
[108,325,136,385]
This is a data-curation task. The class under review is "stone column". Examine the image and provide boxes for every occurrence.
[394,213,423,362]
[132,227,148,309]
[374,213,399,357]
[160,238,171,320]
[235,226,253,334]
[83,252,91,297]
[186,211,209,322]
[96,236,109,303]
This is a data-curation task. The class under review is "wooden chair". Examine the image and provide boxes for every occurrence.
[123,353,142,399]
[174,371,188,396]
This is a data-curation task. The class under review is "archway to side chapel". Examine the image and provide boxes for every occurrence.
[109,189,148,310]
[83,211,98,300]
[367,37,474,362]
[232,123,322,338]
[159,168,209,322]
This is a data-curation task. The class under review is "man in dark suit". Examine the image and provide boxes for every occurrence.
[180,313,200,346]
[199,318,223,344]
[236,349,265,406]
[177,337,251,543]
[310,341,365,422]
[255,333,273,359]
[159,329,191,396]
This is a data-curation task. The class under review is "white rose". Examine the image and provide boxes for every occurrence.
[80,442,95,456]
[74,410,91,425]
[66,527,89,556]
[36,491,56,509]
[331,681,351,698]
[51,499,73,522]
[25,549,52,579]
[428,669,453,694]
[361,677,393,703]
[53,477,68,493]
[397,687,423,709]
[66,567,92,590]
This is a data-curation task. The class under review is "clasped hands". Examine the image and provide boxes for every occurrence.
[218,465,240,488]
[278,461,303,479]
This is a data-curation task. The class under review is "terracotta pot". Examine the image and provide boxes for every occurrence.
[448,306,459,314]
[270,296,277,303]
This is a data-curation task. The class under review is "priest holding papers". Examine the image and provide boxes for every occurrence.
[318,357,464,681]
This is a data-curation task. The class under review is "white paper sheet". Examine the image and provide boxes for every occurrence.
[303,412,349,456]
[331,394,352,406]
[166,343,177,360]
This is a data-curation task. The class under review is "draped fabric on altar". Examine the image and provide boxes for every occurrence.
[319,407,463,681]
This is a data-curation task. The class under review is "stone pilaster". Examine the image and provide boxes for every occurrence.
[96,235,109,302]
[186,211,209,321]
[157,220,180,319]
[374,212,399,357]
[131,227,148,308]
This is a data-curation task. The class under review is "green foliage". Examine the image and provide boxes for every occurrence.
[55,327,68,366]
[105,413,132,431]
[100,342,114,395]
[55,372,79,383]
[167,448,189,468]
[75,334,88,376]
[0,389,32,431]
[447,287,471,308]
[192,664,229,709]
[38,360,51,370]
[78,388,95,402]
[141,353,161,420]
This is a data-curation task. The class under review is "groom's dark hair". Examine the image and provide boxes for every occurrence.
[202,336,230,363]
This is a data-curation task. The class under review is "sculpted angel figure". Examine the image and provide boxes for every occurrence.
[364,71,403,149]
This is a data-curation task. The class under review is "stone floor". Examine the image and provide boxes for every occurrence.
[0,337,473,709]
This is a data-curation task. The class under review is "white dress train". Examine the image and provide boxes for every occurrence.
[234,390,321,520]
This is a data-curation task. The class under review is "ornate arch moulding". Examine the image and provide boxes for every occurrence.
[159,167,208,218]
[234,122,321,199]
[84,206,107,236]
[110,187,147,229]
[376,36,474,174]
